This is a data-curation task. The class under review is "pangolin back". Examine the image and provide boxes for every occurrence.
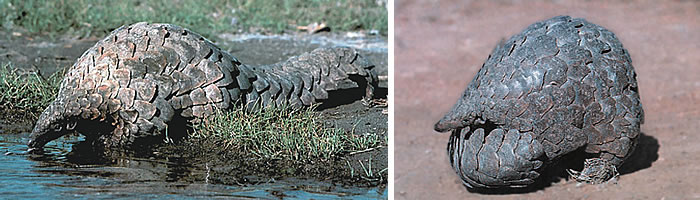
[28,22,377,149]
[435,16,643,188]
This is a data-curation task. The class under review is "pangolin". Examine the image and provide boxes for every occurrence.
[28,22,377,150]
[434,16,644,188]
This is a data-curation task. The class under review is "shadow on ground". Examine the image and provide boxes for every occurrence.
[462,133,660,195]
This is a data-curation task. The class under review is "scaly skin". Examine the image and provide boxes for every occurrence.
[28,22,377,150]
[435,16,644,188]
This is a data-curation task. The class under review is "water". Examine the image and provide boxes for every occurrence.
[219,32,388,53]
[0,133,387,199]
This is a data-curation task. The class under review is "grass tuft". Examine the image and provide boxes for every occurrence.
[190,104,384,162]
[0,63,62,120]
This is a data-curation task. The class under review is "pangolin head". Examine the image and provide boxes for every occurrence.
[27,102,75,152]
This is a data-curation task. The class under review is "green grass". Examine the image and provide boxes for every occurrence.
[230,0,388,34]
[352,156,388,182]
[190,104,385,162]
[0,63,62,120]
[0,0,387,39]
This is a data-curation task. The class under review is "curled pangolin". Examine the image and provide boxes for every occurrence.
[28,22,377,150]
[434,16,644,188]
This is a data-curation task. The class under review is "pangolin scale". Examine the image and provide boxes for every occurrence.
[434,16,643,188]
[28,22,377,149]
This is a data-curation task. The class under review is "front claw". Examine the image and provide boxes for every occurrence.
[568,158,619,185]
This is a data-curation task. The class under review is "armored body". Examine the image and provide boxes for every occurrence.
[435,16,643,188]
[28,22,377,150]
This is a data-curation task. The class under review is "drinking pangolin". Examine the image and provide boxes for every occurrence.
[434,16,643,188]
[28,22,377,150]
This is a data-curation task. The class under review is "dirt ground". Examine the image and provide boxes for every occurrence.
[395,0,699,199]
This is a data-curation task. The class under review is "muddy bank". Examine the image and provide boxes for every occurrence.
[152,100,388,187]
[0,32,96,77]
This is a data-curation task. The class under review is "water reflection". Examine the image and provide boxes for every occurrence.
[0,133,386,199]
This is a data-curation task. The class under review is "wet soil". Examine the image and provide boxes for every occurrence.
[152,99,389,187]
[1,132,386,199]
[395,0,699,199]
[0,28,388,197]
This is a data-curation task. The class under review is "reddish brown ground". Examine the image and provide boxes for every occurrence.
[395,0,700,199]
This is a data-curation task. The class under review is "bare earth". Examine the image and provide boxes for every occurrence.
[395,0,700,199]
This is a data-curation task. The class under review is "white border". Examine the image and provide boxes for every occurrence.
[387,0,395,199]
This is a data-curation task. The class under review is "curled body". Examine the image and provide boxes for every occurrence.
[435,16,643,188]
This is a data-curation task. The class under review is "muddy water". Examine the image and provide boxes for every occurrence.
[0,33,388,199]
[0,129,386,199]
